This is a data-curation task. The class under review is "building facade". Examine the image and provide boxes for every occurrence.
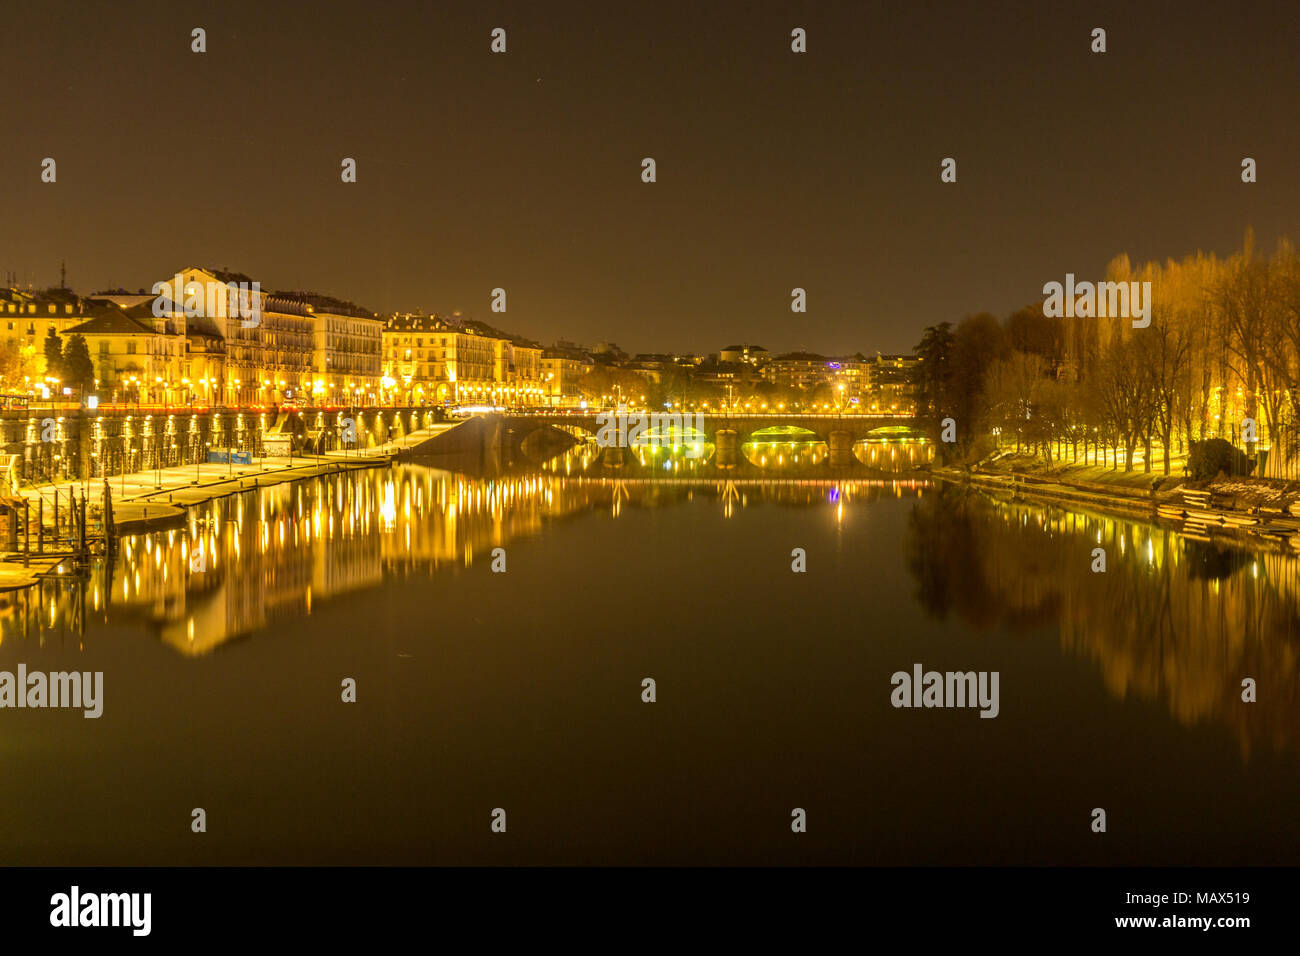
[541,344,594,406]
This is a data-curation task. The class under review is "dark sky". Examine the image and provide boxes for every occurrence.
[3,0,1297,355]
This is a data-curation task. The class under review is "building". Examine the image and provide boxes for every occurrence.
[826,354,871,405]
[541,343,594,406]
[65,301,186,404]
[718,344,769,366]
[592,341,628,363]
[146,267,322,406]
[462,319,544,407]
[137,267,389,407]
[270,291,383,405]
[383,313,498,405]
[381,313,546,408]
[0,287,95,391]
[867,352,919,413]
[764,351,832,390]
[628,353,673,384]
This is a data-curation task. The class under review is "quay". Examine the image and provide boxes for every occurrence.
[0,418,460,590]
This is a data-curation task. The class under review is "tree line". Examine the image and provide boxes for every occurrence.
[913,230,1300,477]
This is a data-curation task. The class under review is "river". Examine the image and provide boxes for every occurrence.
[1,447,1296,864]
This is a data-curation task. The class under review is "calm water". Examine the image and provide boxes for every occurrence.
[2,448,1298,865]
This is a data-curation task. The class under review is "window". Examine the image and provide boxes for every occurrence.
[127,342,137,355]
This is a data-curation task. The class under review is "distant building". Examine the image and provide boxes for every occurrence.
[592,341,628,363]
[718,344,769,366]
[764,351,831,390]
[694,359,741,387]
[541,343,594,406]
[821,354,871,405]
[867,352,919,413]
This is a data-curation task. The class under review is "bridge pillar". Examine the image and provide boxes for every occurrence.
[828,430,856,468]
[715,429,740,468]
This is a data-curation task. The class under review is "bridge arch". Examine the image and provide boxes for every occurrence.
[741,424,828,468]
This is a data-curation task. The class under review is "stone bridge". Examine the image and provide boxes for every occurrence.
[499,411,920,468]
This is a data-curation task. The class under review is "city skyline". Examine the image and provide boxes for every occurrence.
[4,0,1297,356]
[4,261,926,361]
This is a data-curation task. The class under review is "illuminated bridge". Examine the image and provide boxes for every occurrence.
[498,411,922,469]
[405,411,925,471]
[505,410,912,439]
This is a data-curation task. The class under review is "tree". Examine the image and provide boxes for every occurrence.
[61,334,95,392]
[1218,230,1270,456]
[1142,303,1193,474]
[1004,303,1063,368]
[0,340,39,390]
[43,327,65,381]
[577,366,651,406]
[913,322,955,425]
[985,351,1046,455]
[1187,438,1253,480]
[950,313,1007,454]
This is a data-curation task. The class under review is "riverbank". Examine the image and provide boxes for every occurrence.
[0,426,457,589]
[0,457,384,590]
[932,453,1300,545]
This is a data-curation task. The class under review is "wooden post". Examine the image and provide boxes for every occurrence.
[103,479,114,548]
[23,499,29,568]
[37,497,43,554]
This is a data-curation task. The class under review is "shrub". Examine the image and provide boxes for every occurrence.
[1187,438,1254,480]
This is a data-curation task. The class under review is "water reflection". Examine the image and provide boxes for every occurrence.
[0,469,925,655]
[908,484,1300,758]
[854,439,935,469]
[540,436,932,475]
[3,465,1296,761]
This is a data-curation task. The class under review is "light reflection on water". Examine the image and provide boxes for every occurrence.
[0,467,926,656]
[538,436,935,474]
[0,465,1293,759]
[2,464,1299,864]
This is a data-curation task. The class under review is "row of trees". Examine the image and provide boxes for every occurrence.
[915,230,1300,477]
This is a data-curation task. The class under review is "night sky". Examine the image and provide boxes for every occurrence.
[3,0,1296,355]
